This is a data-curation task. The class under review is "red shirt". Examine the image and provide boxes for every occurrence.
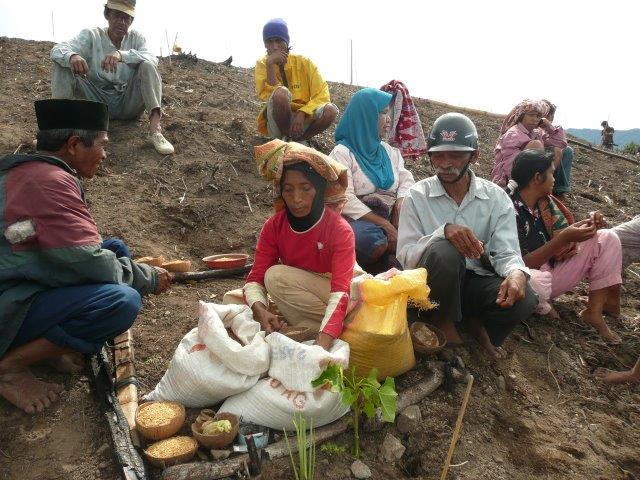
[246,208,355,337]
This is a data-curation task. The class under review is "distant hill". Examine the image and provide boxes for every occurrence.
[567,128,640,147]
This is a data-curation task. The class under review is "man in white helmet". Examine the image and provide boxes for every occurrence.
[398,112,536,359]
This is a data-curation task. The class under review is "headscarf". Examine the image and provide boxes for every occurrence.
[379,80,427,158]
[280,162,327,232]
[254,139,348,211]
[500,99,550,135]
[335,88,394,189]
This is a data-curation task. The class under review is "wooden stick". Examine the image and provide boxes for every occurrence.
[113,329,140,447]
[439,374,474,480]
[165,30,172,67]
[244,192,253,213]
[172,264,252,283]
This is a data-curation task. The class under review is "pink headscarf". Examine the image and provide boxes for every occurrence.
[500,99,550,135]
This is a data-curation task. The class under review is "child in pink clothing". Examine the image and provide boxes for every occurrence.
[507,149,623,343]
[493,99,567,187]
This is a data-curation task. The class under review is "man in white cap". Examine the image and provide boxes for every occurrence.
[50,0,174,155]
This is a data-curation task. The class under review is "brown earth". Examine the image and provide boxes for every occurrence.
[0,36,639,480]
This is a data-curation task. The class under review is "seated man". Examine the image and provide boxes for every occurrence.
[0,99,171,414]
[255,18,338,142]
[50,0,174,155]
[397,113,537,359]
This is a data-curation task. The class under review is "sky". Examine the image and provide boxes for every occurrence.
[1,0,637,129]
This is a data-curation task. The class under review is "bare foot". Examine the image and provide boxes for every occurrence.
[0,370,62,414]
[430,317,463,346]
[594,367,640,385]
[47,353,85,374]
[580,309,622,344]
[465,317,506,361]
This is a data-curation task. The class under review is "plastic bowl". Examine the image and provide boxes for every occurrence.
[191,412,239,449]
[410,322,446,356]
[135,401,186,441]
[202,254,249,269]
[144,435,197,468]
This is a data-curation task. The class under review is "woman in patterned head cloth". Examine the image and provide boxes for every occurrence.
[227,139,357,351]
[492,98,567,187]
[329,88,415,272]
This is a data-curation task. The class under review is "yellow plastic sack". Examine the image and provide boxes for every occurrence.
[340,268,435,380]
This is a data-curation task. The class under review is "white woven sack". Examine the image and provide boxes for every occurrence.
[267,333,350,392]
[146,302,269,407]
[219,339,350,430]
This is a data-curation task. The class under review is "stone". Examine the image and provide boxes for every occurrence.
[351,460,372,479]
[496,375,506,392]
[397,405,422,434]
[98,461,110,470]
[381,433,405,462]
[210,449,231,460]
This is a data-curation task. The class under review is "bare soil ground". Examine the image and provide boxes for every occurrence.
[0,37,639,480]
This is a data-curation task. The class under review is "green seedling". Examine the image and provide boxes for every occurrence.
[284,412,316,480]
[312,365,397,458]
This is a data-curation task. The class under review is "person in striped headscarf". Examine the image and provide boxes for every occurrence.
[492,99,567,188]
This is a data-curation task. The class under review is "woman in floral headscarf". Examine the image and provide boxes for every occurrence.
[228,139,356,351]
[492,99,567,187]
[329,88,415,271]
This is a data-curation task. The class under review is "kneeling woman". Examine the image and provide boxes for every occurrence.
[242,140,356,350]
[507,149,623,343]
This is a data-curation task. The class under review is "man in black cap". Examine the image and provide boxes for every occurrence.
[50,0,174,155]
[0,99,171,414]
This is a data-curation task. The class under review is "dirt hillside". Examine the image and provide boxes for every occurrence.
[0,36,639,480]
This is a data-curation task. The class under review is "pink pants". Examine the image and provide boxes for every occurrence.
[540,229,622,299]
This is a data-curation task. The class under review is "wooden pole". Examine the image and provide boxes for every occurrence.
[350,39,353,85]
[113,330,140,447]
[439,375,474,480]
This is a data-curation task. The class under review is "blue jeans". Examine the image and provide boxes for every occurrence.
[347,218,388,265]
[553,146,573,194]
[10,238,141,353]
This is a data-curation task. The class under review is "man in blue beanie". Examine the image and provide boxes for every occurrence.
[255,18,338,143]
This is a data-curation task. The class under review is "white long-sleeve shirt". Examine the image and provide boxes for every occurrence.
[397,170,528,278]
[51,27,157,91]
[329,142,415,220]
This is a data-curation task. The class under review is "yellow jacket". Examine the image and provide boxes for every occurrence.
[255,53,331,135]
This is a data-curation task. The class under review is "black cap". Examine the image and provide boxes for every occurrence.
[34,99,109,131]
